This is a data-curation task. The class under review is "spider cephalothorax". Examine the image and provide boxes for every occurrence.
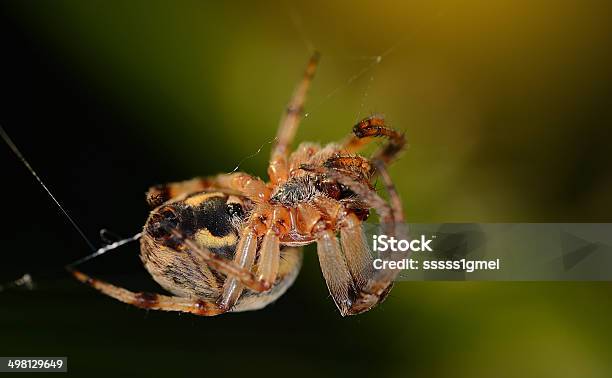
[71,53,407,316]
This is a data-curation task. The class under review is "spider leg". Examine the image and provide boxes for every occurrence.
[288,142,321,174]
[339,217,398,316]
[256,229,281,285]
[372,159,405,224]
[311,206,397,316]
[218,205,289,310]
[323,169,394,230]
[233,245,303,313]
[314,221,356,316]
[268,52,319,184]
[319,154,374,182]
[322,168,407,315]
[341,115,406,165]
[312,213,395,317]
[165,227,272,294]
[308,173,395,316]
[214,172,270,203]
[339,213,373,288]
[218,227,259,310]
[71,270,226,316]
[347,163,407,315]
[312,211,398,317]
[146,177,225,208]
[73,224,283,313]
[146,173,269,208]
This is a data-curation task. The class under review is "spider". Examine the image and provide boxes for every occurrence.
[70,53,407,316]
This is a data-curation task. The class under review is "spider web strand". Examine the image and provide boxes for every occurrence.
[0,125,96,252]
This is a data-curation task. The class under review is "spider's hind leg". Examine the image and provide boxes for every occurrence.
[146,177,221,208]
[145,172,269,208]
[71,270,226,316]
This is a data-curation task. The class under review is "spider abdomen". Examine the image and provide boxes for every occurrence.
[140,190,302,312]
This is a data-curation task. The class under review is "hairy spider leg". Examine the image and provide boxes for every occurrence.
[71,270,226,316]
[342,115,406,166]
[315,167,406,315]
[268,52,320,184]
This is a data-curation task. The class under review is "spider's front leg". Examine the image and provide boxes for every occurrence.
[342,116,406,166]
[268,52,319,184]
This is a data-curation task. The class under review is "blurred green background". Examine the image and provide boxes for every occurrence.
[1,1,611,377]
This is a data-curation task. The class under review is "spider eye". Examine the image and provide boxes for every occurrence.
[226,203,244,218]
[148,207,179,239]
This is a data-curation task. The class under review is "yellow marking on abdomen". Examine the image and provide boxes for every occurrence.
[195,229,238,248]
[184,192,225,207]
